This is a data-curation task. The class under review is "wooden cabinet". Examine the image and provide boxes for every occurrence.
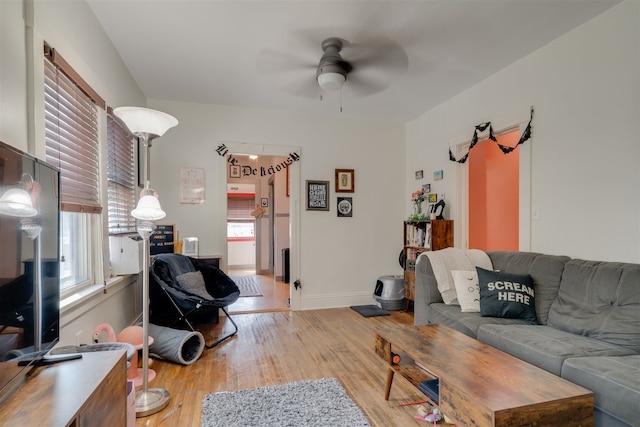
[0,350,127,427]
[403,220,453,307]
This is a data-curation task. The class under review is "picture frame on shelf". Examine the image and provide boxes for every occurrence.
[182,237,199,256]
[306,180,330,211]
[335,169,355,193]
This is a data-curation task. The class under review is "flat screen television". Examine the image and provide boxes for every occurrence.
[0,140,60,402]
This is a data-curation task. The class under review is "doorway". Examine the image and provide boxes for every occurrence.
[455,122,532,251]
[468,130,520,251]
[223,150,298,313]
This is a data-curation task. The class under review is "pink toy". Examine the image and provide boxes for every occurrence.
[93,323,155,388]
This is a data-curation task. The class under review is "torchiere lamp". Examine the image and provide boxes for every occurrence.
[114,106,178,417]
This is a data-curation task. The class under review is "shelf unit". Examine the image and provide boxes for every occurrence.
[403,220,453,307]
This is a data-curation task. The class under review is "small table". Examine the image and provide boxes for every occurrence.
[375,324,594,427]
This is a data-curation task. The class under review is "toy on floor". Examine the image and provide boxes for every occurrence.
[93,323,155,388]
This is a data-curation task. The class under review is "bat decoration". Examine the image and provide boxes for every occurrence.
[450,107,534,164]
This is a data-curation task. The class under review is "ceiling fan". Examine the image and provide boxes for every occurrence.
[315,37,352,91]
[257,34,409,99]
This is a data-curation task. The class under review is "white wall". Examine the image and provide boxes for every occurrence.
[406,1,639,263]
[1,0,147,345]
[146,99,406,309]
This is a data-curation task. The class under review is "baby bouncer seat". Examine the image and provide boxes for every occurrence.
[149,253,240,348]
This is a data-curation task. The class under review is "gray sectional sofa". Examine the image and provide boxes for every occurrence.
[414,250,640,427]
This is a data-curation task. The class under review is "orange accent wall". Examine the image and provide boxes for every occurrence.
[468,131,520,251]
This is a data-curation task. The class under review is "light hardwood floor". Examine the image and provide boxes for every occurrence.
[136,308,431,427]
[227,270,291,313]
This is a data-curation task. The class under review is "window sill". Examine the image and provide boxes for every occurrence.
[60,274,137,314]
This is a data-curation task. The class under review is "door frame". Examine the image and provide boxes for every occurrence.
[222,142,302,310]
[454,121,532,251]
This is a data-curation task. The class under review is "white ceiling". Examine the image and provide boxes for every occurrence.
[87,0,620,122]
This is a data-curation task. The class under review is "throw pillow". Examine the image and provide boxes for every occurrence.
[175,271,213,300]
[451,270,480,312]
[476,267,537,323]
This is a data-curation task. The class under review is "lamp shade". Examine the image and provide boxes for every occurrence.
[131,195,166,221]
[113,107,178,137]
[0,188,38,217]
[317,72,346,91]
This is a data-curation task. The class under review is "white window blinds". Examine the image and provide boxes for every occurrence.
[107,114,137,234]
[227,196,255,220]
[44,53,102,213]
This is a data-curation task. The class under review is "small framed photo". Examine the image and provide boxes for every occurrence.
[422,183,431,193]
[306,180,330,211]
[337,197,353,217]
[428,193,438,203]
[261,198,269,207]
[182,237,199,256]
[335,169,354,193]
[415,170,424,180]
[229,165,241,178]
[434,170,443,180]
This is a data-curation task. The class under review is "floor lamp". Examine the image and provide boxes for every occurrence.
[114,106,178,417]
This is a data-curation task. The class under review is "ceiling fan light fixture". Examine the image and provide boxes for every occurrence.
[317,72,346,91]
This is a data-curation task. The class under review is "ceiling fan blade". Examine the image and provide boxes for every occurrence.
[256,48,316,75]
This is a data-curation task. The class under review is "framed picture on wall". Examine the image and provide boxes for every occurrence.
[335,169,354,193]
[306,180,330,211]
[229,165,241,178]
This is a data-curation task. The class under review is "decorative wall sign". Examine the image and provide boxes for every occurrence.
[216,143,300,178]
[150,224,175,255]
[306,180,329,211]
[261,198,269,207]
[450,107,534,164]
[337,197,353,217]
[179,167,205,204]
[335,169,354,193]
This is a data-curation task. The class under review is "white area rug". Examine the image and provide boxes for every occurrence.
[230,275,262,297]
[201,378,370,427]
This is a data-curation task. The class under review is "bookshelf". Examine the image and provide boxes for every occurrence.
[403,220,454,309]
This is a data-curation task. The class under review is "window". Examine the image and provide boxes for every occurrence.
[44,44,105,292]
[227,196,255,239]
[107,114,137,234]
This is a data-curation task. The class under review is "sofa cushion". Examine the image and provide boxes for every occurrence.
[487,251,569,325]
[451,270,480,312]
[477,267,537,323]
[428,303,531,338]
[477,324,636,376]
[548,259,640,353]
[561,356,640,427]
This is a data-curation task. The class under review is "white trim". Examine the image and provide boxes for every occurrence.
[221,141,302,311]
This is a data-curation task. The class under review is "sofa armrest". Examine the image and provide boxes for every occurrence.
[414,253,444,325]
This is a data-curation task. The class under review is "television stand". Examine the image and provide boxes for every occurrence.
[1,350,126,426]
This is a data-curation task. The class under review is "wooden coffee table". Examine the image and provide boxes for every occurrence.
[375,324,594,426]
